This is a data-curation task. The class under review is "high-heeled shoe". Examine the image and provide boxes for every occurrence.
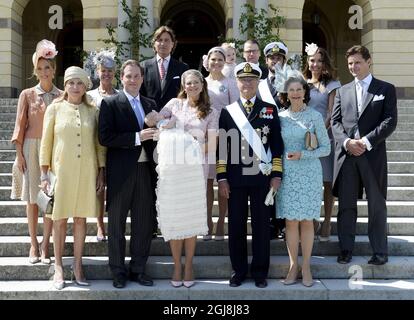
[39,246,51,265]
[70,264,90,286]
[28,245,40,264]
[170,280,183,288]
[319,222,331,242]
[183,280,195,288]
[301,269,314,287]
[282,266,300,285]
[96,235,107,242]
[53,279,65,290]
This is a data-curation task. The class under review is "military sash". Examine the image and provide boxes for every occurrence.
[226,101,272,175]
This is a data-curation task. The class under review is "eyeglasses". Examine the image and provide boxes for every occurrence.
[243,50,259,54]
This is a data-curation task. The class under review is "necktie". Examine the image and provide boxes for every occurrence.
[243,100,253,114]
[356,80,364,114]
[132,98,144,129]
[159,58,166,80]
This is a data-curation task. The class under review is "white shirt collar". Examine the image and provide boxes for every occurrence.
[34,84,60,96]
[157,54,170,63]
[123,89,140,103]
[240,96,257,105]
[355,73,372,87]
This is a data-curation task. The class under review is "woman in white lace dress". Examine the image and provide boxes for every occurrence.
[155,69,218,287]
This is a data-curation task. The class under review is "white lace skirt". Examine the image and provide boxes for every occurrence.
[156,129,208,241]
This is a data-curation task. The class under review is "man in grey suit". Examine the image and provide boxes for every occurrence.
[331,45,397,265]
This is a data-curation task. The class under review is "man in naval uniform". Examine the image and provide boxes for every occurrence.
[217,62,284,288]
[258,41,289,240]
[257,41,288,111]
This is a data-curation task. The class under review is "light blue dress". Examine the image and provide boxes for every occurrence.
[276,106,330,220]
[307,80,341,182]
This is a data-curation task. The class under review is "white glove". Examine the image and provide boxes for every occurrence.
[264,187,277,206]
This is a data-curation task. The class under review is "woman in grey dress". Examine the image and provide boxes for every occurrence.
[303,44,341,241]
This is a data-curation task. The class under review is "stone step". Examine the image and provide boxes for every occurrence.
[0,161,13,173]
[0,173,12,185]
[0,149,401,161]
[0,185,413,201]
[0,99,18,105]
[388,162,414,173]
[1,278,414,300]
[0,141,13,150]
[0,255,414,281]
[396,122,414,130]
[398,115,414,122]
[2,216,414,237]
[387,141,414,151]
[0,122,15,130]
[1,172,411,187]
[398,100,414,108]
[212,186,414,201]
[398,107,414,114]
[0,235,413,257]
[0,131,12,140]
[0,114,17,122]
[0,107,16,113]
[389,131,414,141]
[388,174,414,186]
[1,200,414,218]
[0,150,16,161]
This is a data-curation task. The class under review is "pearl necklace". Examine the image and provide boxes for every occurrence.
[287,104,307,121]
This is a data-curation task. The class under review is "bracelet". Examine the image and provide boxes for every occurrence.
[40,173,49,182]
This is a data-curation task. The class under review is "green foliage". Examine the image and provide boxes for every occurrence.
[96,0,152,84]
[219,3,286,64]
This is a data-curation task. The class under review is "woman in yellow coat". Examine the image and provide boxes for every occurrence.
[40,66,106,290]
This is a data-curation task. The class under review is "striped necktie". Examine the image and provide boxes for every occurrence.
[243,100,253,114]
[159,58,166,80]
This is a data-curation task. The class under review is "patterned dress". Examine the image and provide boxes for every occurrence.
[276,106,330,220]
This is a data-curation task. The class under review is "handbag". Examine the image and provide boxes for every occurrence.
[305,130,318,151]
[37,172,56,215]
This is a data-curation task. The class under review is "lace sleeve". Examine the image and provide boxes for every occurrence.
[301,111,331,159]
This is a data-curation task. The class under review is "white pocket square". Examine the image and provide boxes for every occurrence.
[173,76,180,79]
[373,94,385,101]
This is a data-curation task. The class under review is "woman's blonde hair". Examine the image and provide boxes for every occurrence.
[31,58,56,81]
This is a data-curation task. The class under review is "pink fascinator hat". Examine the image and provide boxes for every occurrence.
[32,39,58,68]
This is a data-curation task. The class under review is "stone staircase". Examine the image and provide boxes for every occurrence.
[0,98,414,300]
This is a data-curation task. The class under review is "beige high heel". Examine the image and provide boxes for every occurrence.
[70,264,90,286]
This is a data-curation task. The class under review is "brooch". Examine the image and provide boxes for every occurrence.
[260,125,270,144]
[259,107,274,119]
[219,85,228,93]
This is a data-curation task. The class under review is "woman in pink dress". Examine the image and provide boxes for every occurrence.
[155,69,218,288]
[203,46,239,241]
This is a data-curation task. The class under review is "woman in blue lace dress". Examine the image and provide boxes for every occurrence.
[276,76,330,287]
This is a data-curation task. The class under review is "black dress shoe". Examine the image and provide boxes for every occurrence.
[255,279,267,288]
[368,253,388,265]
[113,274,127,289]
[130,272,154,286]
[229,274,245,287]
[337,250,352,264]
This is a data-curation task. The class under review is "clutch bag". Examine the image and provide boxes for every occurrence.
[305,131,318,151]
[36,172,56,215]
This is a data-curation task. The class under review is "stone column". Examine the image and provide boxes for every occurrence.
[140,0,154,58]
[233,0,247,40]
[118,0,132,59]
